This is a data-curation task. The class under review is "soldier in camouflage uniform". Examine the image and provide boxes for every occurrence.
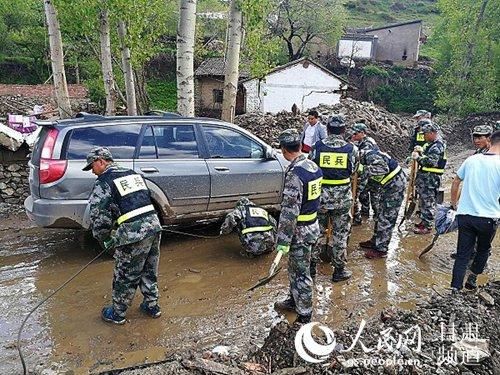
[409,110,432,153]
[358,148,407,258]
[471,125,493,155]
[273,129,322,324]
[84,147,162,325]
[495,121,500,132]
[220,197,276,257]
[309,114,357,282]
[352,123,380,222]
[412,122,447,234]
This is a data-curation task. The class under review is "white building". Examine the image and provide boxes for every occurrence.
[241,58,349,114]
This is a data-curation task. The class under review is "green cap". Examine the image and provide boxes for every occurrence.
[352,123,368,133]
[82,146,114,171]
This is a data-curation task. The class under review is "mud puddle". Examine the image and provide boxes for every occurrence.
[0,200,498,374]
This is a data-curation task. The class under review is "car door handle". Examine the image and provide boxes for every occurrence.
[214,167,230,172]
[140,167,159,173]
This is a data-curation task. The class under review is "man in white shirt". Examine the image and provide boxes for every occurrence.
[450,130,500,291]
[300,110,327,153]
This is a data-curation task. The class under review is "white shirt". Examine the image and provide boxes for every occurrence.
[303,124,317,147]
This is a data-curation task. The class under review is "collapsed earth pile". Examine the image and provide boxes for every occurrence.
[235,98,413,161]
[249,282,499,374]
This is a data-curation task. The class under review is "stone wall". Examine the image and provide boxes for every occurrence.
[0,162,29,205]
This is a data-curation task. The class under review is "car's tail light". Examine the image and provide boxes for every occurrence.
[39,128,67,184]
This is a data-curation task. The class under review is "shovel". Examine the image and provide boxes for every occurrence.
[248,250,283,291]
[419,233,440,258]
[398,159,418,231]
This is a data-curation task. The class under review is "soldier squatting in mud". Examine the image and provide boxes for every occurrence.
[84,111,499,325]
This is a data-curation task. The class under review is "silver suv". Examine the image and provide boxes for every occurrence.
[25,113,287,228]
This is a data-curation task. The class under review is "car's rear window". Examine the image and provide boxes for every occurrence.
[65,124,141,159]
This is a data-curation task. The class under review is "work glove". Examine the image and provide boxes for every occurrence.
[276,244,290,255]
[103,237,116,250]
[411,151,420,160]
[413,145,424,153]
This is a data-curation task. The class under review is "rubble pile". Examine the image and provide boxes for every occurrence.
[247,282,499,374]
[0,163,30,205]
[0,94,89,118]
[235,98,414,161]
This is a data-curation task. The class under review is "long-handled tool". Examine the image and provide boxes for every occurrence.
[248,250,283,291]
[398,159,418,231]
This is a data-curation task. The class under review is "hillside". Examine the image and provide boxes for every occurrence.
[346,0,439,32]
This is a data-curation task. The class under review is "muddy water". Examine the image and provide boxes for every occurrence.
[0,208,499,374]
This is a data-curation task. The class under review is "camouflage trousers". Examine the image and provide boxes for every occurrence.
[372,173,406,252]
[312,207,351,269]
[240,231,275,257]
[288,242,313,316]
[112,233,161,318]
[359,179,380,217]
[415,172,441,228]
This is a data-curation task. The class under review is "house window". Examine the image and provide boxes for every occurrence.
[213,89,223,104]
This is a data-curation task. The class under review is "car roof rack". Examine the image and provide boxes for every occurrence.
[74,112,106,121]
[144,110,182,118]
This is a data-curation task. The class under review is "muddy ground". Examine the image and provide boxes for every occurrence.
[0,150,499,374]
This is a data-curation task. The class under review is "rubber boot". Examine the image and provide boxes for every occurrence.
[274,295,296,312]
[332,267,352,282]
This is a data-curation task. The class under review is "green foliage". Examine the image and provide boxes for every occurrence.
[433,0,499,115]
[362,64,389,78]
[147,79,177,112]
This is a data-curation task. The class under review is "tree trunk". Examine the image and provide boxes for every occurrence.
[117,19,137,115]
[43,0,72,119]
[221,0,242,123]
[461,0,489,80]
[176,0,197,117]
[99,9,116,115]
[134,68,149,114]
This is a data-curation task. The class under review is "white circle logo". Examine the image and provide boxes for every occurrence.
[294,322,336,363]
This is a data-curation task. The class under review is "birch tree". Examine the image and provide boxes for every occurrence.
[117,19,137,115]
[221,0,242,123]
[177,0,197,117]
[43,0,72,118]
[99,8,116,115]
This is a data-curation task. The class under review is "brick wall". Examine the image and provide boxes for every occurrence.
[0,84,88,98]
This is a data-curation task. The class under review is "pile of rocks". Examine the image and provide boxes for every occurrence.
[235,98,413,161]
[0,163,29,205]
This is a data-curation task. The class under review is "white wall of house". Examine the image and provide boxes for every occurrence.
[338,39,373,60]
[243,62,344,114]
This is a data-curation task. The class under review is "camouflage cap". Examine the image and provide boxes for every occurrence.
[326,114,345,128]
[421,122,440,133]
[416,119,433,128]
[472,124,493,136]
[278,129,301,147]
[352,123,368,133]
[413,109,431,118]
[82,146,114,171]
[236,197,252,207]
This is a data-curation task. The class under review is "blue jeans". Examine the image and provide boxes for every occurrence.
[451,215,497,289]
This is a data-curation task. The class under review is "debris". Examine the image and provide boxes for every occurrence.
[0,123,24,151]
[181,358,243,375]
[452,339,490,363]
[188,268,201,274]
[212,345,230,356]
[479,291,495,306]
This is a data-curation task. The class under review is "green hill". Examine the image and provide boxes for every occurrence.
[345,0,439,32]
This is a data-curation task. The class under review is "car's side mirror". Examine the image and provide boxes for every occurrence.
[265,146,276,160]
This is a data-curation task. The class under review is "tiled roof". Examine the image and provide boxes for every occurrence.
[194,57,250,78]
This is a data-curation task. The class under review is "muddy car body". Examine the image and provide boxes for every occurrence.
[25,113,287,228]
